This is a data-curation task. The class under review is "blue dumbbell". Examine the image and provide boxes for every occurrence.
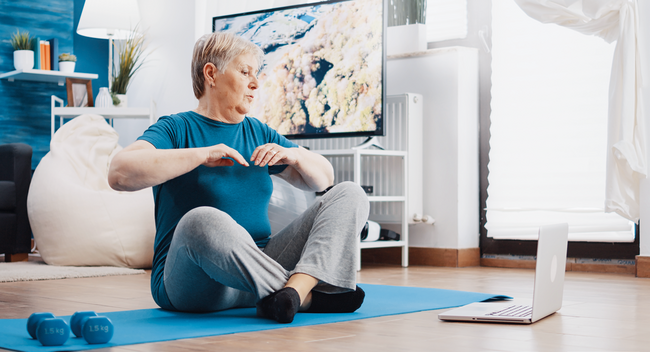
[35,318,70,346]
[70,311,98,337]
[81,316,114,344]
[26,312,55,339]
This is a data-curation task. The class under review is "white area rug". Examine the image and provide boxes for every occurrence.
[0,260,146,283]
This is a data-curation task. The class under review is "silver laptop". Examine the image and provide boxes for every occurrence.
[438,223,569,324]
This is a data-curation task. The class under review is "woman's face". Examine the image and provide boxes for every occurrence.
[212,53,259,117]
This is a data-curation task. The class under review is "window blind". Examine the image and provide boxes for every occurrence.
[486,0,634,242]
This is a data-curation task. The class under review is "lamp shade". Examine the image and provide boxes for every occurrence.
[77,0,141,39]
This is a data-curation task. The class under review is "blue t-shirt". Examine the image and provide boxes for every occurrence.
[137,111,298,310]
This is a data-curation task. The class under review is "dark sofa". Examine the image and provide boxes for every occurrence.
[0,143,32,262]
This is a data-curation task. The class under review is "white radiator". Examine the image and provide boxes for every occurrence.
[293,93,423,224]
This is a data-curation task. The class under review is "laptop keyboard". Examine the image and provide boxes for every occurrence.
[486,305,532,318]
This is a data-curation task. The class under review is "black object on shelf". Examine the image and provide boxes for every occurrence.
[360,222,370,241]
[379,229,400,241]
[360,185,373,194]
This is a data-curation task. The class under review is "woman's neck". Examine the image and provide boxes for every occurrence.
[195,98,244,124]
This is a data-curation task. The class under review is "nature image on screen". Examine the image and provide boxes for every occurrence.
[213,0,383,138]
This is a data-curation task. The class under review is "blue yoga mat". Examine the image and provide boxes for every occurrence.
[0,284,509,352]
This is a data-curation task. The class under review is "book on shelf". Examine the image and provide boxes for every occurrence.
[37,40,52,71]
[44,41,50,70]
[47,38,59,71]
[39,41,45,70]
[32,37,41,70]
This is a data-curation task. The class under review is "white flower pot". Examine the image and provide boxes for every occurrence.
[114,94,128,108]
[13,50,34,71]
[386,24,427,56]
[59,61,76,73]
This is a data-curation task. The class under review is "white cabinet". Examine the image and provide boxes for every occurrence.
[51,95,155,137]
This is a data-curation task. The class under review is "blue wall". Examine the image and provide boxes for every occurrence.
[0,0,107,169]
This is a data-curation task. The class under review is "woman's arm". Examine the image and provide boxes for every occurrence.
[250,144,334,192]
[108,140,250,192]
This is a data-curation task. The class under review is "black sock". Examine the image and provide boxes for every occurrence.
[256,287,301,323]
[304,285,365,313]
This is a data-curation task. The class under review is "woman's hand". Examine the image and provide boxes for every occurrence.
[251,144,334,192]
[250,143,297,167]
[203,144,250,167]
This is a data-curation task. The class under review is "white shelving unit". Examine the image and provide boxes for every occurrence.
[0,69,98,86]
[51,95,155,138]
[315,149,409,269]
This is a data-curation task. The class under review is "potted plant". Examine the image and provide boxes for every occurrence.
[110,29,147,107]
[10,29,34,71]
[58,53,77,73]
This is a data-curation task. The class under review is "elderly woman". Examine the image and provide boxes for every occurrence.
[108,32,369,324]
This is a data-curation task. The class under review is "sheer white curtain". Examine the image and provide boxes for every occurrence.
[486,0,634,241]
[514,0,647,222]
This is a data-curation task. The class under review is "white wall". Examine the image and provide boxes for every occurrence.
[113,0,197,147]
[387,47,479,250]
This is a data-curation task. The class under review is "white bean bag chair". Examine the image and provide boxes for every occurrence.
[268,176,316,234]
[28,114,154,268]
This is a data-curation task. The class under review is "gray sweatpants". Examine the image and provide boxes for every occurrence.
[163,181,369,312]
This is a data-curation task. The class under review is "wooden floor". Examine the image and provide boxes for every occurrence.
[2,259,650,352]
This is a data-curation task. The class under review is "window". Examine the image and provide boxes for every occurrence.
[486,0,634,242]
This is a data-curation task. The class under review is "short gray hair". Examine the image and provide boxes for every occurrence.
[191,32,264,99]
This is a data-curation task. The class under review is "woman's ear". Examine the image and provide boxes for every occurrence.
[204,63,217,88]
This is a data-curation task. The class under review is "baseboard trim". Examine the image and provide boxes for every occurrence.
[360,247,641,274]
[458,248,481,267]
[360,247,480,267]
[482,257,636,275]
[636,256,650,278]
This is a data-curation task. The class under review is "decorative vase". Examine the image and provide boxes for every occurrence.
[59,61,76,73]
[13,50,34,71]
[95,87,112,108]
[114,94,128,108]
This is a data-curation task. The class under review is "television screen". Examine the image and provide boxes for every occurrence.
[213,0,385,139]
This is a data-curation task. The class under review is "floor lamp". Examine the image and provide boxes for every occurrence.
[76,0,141,91]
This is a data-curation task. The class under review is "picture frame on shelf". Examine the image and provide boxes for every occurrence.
[65,78,94,107]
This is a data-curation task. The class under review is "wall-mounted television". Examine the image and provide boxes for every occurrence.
[213,0,386,140]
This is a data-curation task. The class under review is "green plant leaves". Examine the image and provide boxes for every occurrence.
[10,29,33,51]
[58,53,77,62]
[111,27,147,95]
